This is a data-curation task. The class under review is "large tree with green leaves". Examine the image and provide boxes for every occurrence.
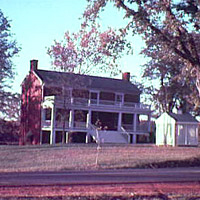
[0,10,20,120]
[84,0,200,113]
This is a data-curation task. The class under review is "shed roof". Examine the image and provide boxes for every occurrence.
[35,69,140,94]
[168,112,199,123]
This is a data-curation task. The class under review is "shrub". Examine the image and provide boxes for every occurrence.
[0,119,19,144]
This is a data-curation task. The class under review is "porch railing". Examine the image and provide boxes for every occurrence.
[122,123,149,132]
[45,96,150,110]
[55,120,87,129]
[42,120,149,133]
[120,126,130,143]
[55,121,69,129]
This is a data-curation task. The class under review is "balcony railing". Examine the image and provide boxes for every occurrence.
[44,96,151,110]
[41,120,51,128]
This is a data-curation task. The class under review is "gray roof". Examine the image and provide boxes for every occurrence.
[168,112,199,123]
[35,69,140,94]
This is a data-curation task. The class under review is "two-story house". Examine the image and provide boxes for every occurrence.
[20,60,151,145]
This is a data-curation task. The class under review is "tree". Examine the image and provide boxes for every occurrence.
[141,33,200,115]
[83,0,200,110]
[2,92,21,121]
[48,23,131,76]
[0,9,20,119]
[0,119,19,145]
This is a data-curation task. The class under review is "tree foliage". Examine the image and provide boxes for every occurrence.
[142,48,199,115]
[0,10,20,119]
[141,30,200,115]
[1,92,21,120]
[83,0,200,113]
[48,23,131,76]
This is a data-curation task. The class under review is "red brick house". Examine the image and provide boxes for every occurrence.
[20,60,151,145]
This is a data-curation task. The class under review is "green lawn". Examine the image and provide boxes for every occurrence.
[0,144,200,172]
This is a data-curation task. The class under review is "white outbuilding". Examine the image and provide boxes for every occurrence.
[156,112,199,146]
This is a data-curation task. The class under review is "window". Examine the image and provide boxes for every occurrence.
[124,94,139,103]
[73,89,89,98]
[91,92,98,100]
[45,108,51,120]
[90,91,99,104]
[115,93,123,104]
[100,92,115,101]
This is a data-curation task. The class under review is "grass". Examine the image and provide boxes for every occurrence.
[0,144,200,172]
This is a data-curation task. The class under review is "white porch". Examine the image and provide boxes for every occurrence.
[40,95,151,145]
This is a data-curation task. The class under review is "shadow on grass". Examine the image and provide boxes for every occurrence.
[136,157,200,169]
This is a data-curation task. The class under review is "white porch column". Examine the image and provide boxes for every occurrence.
[97,92,100,105]
[86,110,92,143]
[50,106,56,145]
[66,132,69,143]
[118,112,122,131]
[69,88,73,104]
[86,110,92,128]
[69,109,74,128]
[132,113,137,144]
[133,113,137,132]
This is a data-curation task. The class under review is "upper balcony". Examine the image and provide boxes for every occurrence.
[43,96,151,113]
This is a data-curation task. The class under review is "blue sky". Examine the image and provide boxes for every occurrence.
[1,0,147,93]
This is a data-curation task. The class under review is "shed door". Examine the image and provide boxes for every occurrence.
[177,125,185,145]
[187,125,197,145]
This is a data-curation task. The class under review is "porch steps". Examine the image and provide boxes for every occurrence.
[89,130,128,144]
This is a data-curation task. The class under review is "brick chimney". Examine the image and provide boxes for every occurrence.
[122,72,130,81]
[30,60,38,71]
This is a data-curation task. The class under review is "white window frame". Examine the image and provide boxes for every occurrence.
[89,90,100,105]
[115,93,124,105]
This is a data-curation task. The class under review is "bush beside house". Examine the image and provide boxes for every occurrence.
[0,119,19,145]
